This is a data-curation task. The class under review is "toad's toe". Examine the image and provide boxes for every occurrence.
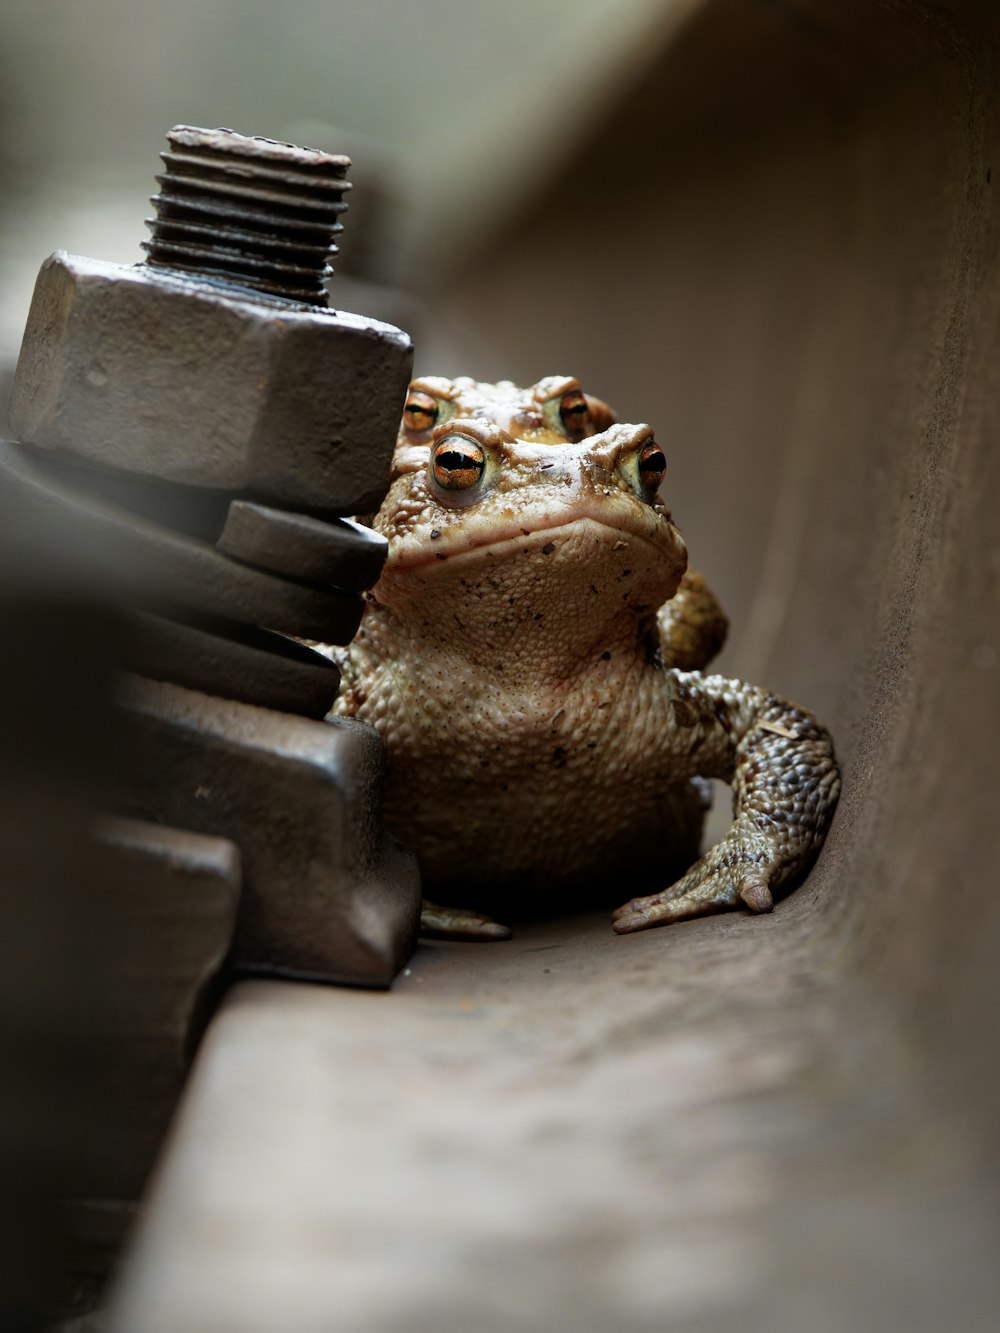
[420,900,513,942]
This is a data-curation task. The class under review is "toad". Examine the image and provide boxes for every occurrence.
[330,376,840,940]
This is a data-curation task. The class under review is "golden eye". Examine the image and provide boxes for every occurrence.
[559,389,591,438]
[432,436,487,490]
[638,442,666,491]
[403,390,439,433]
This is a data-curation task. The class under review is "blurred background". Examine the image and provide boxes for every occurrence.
[0,0,676,369]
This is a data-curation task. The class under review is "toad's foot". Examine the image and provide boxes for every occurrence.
[420,900,513,942]
[611,840,778,934]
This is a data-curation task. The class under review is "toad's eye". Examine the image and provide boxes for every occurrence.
[432,436,486,490]
[403,391,439,433]
[559,389,591,438]
[638,442,667,491]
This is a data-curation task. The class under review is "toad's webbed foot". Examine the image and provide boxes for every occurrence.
[612,831,778,933]
[420,900,512,942]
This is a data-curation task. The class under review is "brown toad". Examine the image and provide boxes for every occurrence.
[331,375,840,940]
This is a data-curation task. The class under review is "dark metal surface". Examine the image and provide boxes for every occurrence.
[87,816,242,1198]
[4,121,420,1322]
[22,451,236,542]
[9,251,413,514]
[0,439,365,642]
[0,574,123,1329]
[4,107,420,1000]
[218,500,388,590]
[116,676,421,987]
[123,610,341,718]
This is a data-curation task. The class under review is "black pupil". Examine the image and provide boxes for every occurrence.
[438,449,481,474]
[641,450,665,481]
[560,394,589,433]
[409,402,433,419]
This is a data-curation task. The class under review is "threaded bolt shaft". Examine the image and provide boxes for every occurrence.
[142,125,351,306]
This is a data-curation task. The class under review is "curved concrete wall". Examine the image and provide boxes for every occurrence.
[441,0,1000,1079]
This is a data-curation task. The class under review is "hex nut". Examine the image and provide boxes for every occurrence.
[10,252,413,515]
[123,611,341,719]
[217,500,388,590]
[0,439,365,642]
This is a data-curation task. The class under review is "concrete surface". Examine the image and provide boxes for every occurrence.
[108,911,999,1332]
[106,1,1000,1329]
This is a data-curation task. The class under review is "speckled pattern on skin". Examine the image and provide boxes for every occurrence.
[328,376,840,940]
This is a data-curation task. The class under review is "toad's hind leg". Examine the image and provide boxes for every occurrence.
[613,676,840,934]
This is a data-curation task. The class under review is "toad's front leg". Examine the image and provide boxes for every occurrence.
[613,673,840,934]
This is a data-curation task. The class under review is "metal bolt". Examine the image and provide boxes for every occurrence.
[142,125,351,306]
[10,125,412,513]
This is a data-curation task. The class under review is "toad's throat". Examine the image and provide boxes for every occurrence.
[386,511,675,573]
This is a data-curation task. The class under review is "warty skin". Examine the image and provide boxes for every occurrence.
[330,376,840,940]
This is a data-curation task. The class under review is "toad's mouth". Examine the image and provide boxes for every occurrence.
[386,507,679,574]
